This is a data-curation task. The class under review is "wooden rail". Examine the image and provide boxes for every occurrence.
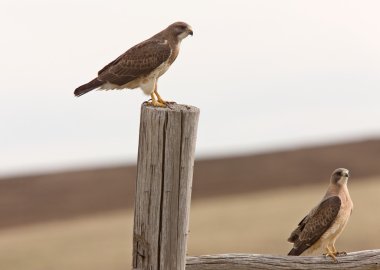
[186,250,380,269]
[132,103,200,270]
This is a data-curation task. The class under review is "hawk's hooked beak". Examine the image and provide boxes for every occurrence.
[188,29,193,36]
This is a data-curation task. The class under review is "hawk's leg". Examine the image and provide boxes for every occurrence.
[331,245,347,257]
[324,247,338,263]
[154,89,167,105]
[148,93,166,107]
[154,86,176,106]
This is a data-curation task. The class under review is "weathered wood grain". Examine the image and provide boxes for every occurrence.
[132,103,200,270]
[186,250,380,270]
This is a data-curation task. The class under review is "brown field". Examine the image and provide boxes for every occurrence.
[0,139,379,269]
[1,139,380,228]
[0,177,379,270]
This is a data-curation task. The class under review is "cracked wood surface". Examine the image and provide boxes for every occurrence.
[132,103,199,270]
[186,250,380,270]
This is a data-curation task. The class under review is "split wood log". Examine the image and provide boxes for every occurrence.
[132,103,200,270]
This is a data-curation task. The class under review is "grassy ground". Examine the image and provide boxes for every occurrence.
[0,177,379,270]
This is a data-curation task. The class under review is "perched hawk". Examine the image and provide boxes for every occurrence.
[74,22,193,107]
[287,168,353,262]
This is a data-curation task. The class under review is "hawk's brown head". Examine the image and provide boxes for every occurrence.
[167,22,193,41]
[331,168,350,185]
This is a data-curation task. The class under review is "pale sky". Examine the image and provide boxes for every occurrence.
[1,0,380,177]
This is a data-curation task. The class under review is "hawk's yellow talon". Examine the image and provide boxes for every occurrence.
[151,101,166,107]
[148,100,166,107]
[149,94,166,107]
[325,247,338,263]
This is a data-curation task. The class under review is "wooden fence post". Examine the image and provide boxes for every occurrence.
[132,103,200,270]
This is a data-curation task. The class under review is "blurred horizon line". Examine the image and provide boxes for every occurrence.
[1,135,379,179]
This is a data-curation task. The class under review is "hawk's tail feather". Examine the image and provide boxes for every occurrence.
[288,248,300,256]
[74,78,103,97]
[288,244,309,256]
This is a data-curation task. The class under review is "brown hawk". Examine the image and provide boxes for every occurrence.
[287,168,353,262]
[74,22,193,107]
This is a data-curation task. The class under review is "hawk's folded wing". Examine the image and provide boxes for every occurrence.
[288,196,341,256]
[98,39,172,86]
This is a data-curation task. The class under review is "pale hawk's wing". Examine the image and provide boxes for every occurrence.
[288,196,341,256]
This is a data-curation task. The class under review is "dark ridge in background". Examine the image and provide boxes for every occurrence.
[0,139,379,229]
